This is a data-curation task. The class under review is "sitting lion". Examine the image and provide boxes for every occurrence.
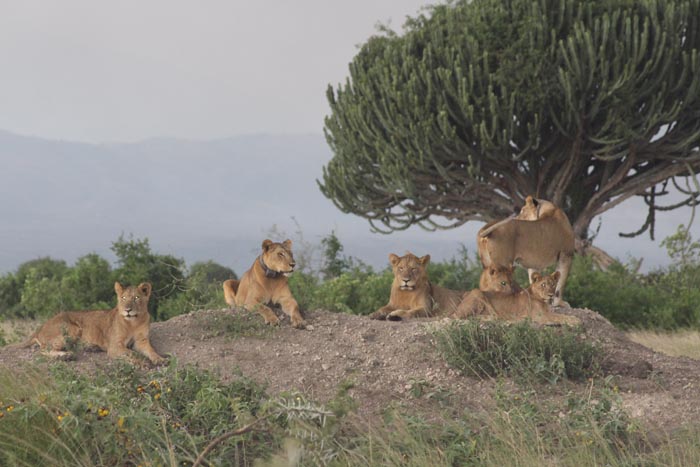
[452,271,581,326]
[19,282,165,363]
[369,253,465,321]
[223,239,305,329]
[477,196,575,306]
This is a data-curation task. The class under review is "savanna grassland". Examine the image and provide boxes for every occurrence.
[1,227,699,466]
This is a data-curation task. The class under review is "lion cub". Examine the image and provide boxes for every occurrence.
[452,271,581,326]
[223,239,306,329]
[369,253,464,321]
[22,282,165,363]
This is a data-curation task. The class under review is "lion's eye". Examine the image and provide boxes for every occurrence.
[122,296,126,300]
[135,296,140,301]
[501,281,507,286]
[398,267,404,271]
[411,268,417,273]
[278,252,284,257]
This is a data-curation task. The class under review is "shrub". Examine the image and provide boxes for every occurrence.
[434,320,600,383]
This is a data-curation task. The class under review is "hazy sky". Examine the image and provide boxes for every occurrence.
[0,0,428,142]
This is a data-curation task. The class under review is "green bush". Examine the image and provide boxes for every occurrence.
[434,320,600,383]
[158,261,235,320]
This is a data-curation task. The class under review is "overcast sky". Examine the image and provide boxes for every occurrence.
[0,0,428,142]
[0,0,693,271]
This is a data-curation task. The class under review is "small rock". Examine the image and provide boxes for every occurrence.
[321,364,330,371]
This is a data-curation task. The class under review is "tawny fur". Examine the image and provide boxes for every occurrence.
[452,271,581,326]
[479,265,519,293]
[478,196,575,306]
[369,253,464,321]
[19,282,164,364]
[223,239,305,329]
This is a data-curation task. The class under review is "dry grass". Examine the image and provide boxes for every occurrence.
[0,319,37,345]
[626,330,700,360]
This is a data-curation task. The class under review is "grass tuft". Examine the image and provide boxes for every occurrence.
[434,320,600,383]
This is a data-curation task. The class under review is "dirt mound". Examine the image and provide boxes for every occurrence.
[2,307,700,431]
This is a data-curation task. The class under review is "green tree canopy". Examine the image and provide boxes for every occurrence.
[111,235,185,320]
[321,0,700,246]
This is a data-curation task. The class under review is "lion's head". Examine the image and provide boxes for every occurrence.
[530,271,560,303]
[517,195,558,221]
[114,282,152,320]
[261,239,296,277]
[479,265,519,293]
[389,253,429,291]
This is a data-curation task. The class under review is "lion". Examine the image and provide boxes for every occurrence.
[369,253,465,321]
[477,196,575,306]
[223,239,305,329]
[452,271,581,326]
[479,265,520,293]
[17,282,165,364]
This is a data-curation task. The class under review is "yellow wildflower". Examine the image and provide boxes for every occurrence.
[98,407,110,418]
[154,393,161,401]
[6,405,14,412]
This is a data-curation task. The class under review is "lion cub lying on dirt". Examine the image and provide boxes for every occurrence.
[223,239,306,329]
[452,271,581,326]
[20,282,165,364]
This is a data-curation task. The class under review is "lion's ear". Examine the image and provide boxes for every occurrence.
[552,271,561,281]
[282,239,292,250]
[489,267,496,276]
[138,282,152,297]
[388,253,400,266]
[262,239,273,251]
[531,272,542,282]
[114,281,123,295]
[419,255,431,265]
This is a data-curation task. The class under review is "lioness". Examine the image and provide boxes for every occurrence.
[369,253,464,321]
[223,239,305,329]
[452,271,581,326]
[478,196,575,306]
[20,282,165,364]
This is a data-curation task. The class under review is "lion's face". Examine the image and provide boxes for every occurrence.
[480,266,518,293]
[530,271,560,303]
[261,239,296,276]
[114,282,152,320]
[389,253,429,291]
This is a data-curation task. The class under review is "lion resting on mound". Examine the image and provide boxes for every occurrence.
[223,239,305,329]
[369,253,467,321]
[19,282,165,364]
[452,271,581,326]
[478,196,574,306]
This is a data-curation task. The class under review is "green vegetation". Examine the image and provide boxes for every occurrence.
[3,359,699,466]
[1,227,699,330]
[434,320,599,383]
[321,0,700,244]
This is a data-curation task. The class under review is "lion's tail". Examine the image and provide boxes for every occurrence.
[4,333,38,350]
[222,279,240,307]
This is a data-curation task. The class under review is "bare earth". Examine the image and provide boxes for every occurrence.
[2,307,700,432]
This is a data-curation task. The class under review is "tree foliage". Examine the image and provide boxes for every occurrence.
[321,0,700,243]
[111,235,185,320]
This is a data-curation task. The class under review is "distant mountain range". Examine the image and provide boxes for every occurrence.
[0,129,683,275]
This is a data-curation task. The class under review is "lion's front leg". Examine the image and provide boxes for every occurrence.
[245,297,281,326]
[387,306,431,321]
[133,331,166,364]
[369,304,395,320]
[277,295,305,329]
